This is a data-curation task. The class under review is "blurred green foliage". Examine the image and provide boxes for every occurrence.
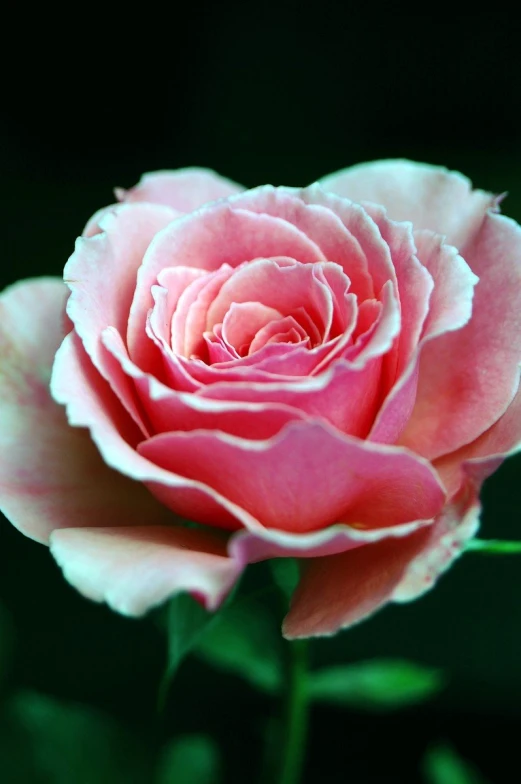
[423,744,491,784]
[307,660,446,711]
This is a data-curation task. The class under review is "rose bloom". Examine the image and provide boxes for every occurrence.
[1,161,520,638]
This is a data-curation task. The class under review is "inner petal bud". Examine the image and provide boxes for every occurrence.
[221,302,283,356]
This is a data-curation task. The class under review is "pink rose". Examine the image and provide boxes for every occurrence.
[1,161,521,637]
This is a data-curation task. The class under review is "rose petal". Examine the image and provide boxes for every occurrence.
[221,302,285,355]
[282,528,431,638]
[102,325,307,437]
[206,258,334,340]
[65,202,177,432]
[116,168,244,211]
[320,159,496,247]
[283,493,479,638]
[127,204,327,370]
[83,201,182,239]
[392,492,480,602]
[148,267,207,350]
[229,185,375,300]
[229,515,433,563]
[369,231,478,445]
[138,420,445,534]
[435,373,521,498]
[0,279,173,543]
[51,331,262,531]
[399,211,521,458]
[50,525,242,615]
[362,203,434,382]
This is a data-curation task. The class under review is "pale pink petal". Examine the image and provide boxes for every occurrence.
[116,168,244,211]
[127,204,326,370]
[102,326,306,438]
[283,493,479,638]
[247,315,307,355]
[414,230,478,340]
[173,278,396,393]
[65,202,177,433]
[222,302,284,355]
[50,331,264,532]
[229,186,374,300]
[139,420,445,534]
[282,528,431,638]
[362,203,433,382]
[148,267,206,349]
[206,258,334,340]
[50,525,242,615]
[83,202,183,239]
[233,184,400,302]
[320,159,496,247]
[229,515,433,563]
[369,231,477,445]
[399,211,521,458]
[172,265,235,357]
[391,492,480,602]
[204,328,239,364]
[299,185,397,298]
[197,358,383,438]
[435,374,521,498]
[0,279,173,543]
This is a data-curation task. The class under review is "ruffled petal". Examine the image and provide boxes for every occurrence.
[0,279,172,544]
[50,524,242,615]
[399,212,521,458]
[116,168,244,211]
[127,203,326,370]
[139,420,445,534]
[65,202,177,433]
[283,492,479,638]
[320,159,495,247]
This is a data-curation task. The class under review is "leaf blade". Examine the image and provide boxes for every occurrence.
[308,659,446,710]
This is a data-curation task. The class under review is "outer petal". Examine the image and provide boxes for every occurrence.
[82,202,182,238]
[139,420,445,534]
[283,528,431,638]
[65,202,177,433]
[283,492,479,638]
[435,374,521,498]
[399,211,521,458]
[116,168,244,211]
[319,159,495,247]
[50,525,242,615]
[51,331,265,531]
[0,279,173,543]
[369,231,478,445]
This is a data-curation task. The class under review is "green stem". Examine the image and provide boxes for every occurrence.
[278,640,309,784]
[466,538,521,554]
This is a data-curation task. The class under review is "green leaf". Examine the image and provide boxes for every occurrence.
[196,598,283,694]
[270,558,299,602]
[159,593,216,710]
[5,691,150,784]
[308,659,446,710]
[156,734,221,784]
[423,743,491,784]
[466,538,521,554]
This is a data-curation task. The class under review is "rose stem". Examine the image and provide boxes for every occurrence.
[277,638,310,784]
[466,538,521,554]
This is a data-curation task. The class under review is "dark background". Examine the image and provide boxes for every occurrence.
[1,10,521,783]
